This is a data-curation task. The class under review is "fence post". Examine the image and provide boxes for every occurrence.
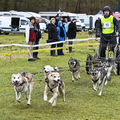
[10,43,12,63]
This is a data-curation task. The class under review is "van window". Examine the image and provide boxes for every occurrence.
[21,20,28,25]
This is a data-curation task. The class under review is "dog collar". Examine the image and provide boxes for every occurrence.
[19,81,26,86]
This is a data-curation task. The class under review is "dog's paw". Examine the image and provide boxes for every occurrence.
[27,103,30,106]
[52,103,56,106]
[17,99,21,103]
[93,88,97,91]
[107,77,111,81]
[49,99,53,104]
[72,80,74,82]
[98,93,102,96]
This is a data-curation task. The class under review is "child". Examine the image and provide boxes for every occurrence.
[57,21,66,55]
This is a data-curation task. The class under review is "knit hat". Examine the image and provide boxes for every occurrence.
[56,14,59,17]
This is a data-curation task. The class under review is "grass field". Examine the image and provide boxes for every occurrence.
[0,32,120,120]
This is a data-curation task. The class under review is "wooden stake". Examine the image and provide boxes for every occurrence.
[10,44,12,63]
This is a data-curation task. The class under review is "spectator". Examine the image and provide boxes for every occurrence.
[28,16,36,61]
[48,18,58,56]
[68,18,77,53]
[33,17,41,60]
[95,17,100,30]
[57,21,66,55]
[55,14,59,27]
[65,18,69,37]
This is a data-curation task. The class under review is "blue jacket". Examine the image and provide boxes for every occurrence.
[57,21,66,41]
[65,22,69,32]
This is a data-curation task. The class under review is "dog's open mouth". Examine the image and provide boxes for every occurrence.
[45,71,48,75]
[70,62,74,66]
[12,82,19,87]
[54,80,60,86]
[91,73,96,77]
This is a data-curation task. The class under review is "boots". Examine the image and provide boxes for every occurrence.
[69,47,73,53]
[50,50,53,56]
[51,50,57,56]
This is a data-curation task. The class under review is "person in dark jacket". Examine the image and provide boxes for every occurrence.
[33,17,41,60]
[118,17,120,44]
[48,18,59,56]
[57,21,66,55]
[28,16,36,61]
[68,18,77,53]
[55,14,59,28]
[95,17,100,29]
[96,6,120,58]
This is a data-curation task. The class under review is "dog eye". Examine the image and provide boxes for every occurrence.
[18,77,19,79]
[54,76,56,78]
[14,77,15,79]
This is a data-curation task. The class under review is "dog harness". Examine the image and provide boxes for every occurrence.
[92,78,99,83]
[45,78,62,93]
[15,81,26,92]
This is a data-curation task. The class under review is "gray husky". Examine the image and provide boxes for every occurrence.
[101,57,117,80]
[90,67,107,96]
[68,57,80,82]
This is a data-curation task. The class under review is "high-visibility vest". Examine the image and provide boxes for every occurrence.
[101,15,114,34]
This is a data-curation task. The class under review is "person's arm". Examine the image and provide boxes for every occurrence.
[48,24,52,39]
[113,17,119,32]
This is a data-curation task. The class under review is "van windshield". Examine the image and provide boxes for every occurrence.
[21,20,28,25]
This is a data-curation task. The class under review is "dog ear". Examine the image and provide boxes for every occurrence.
[54,67,59,72]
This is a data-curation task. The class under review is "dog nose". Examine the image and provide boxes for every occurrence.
[57,79,60,81]
[15,80,18,83]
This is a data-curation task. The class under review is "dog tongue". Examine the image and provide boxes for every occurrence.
[12,83,16,86]
[12,82,18,86]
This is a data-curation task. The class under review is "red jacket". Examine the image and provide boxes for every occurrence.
[29,23,36,42]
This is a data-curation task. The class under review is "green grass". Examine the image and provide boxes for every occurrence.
[0,32,120,120]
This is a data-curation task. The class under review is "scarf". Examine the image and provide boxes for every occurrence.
[60,27,64,37]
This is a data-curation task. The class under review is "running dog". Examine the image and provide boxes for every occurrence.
[44,65,58,79]
[11,72,34,105]
[44,71,65,106]
[90,67,107,96]
[68,57,80,82]
[101,57,117,80]
[88,28,95,38]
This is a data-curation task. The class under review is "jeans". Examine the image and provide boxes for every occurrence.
[68,38,73,45]
[33,38,39,58]
[50,40,57,55]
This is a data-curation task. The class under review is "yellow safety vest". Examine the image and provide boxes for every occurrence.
[101,15,114,34]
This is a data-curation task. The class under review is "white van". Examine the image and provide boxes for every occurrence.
[9,11,46,33]
[0,14,29,34]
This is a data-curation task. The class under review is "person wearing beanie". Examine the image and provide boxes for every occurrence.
[57,21,66,55]
[96,6,120,58]
[68,18,77,53]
